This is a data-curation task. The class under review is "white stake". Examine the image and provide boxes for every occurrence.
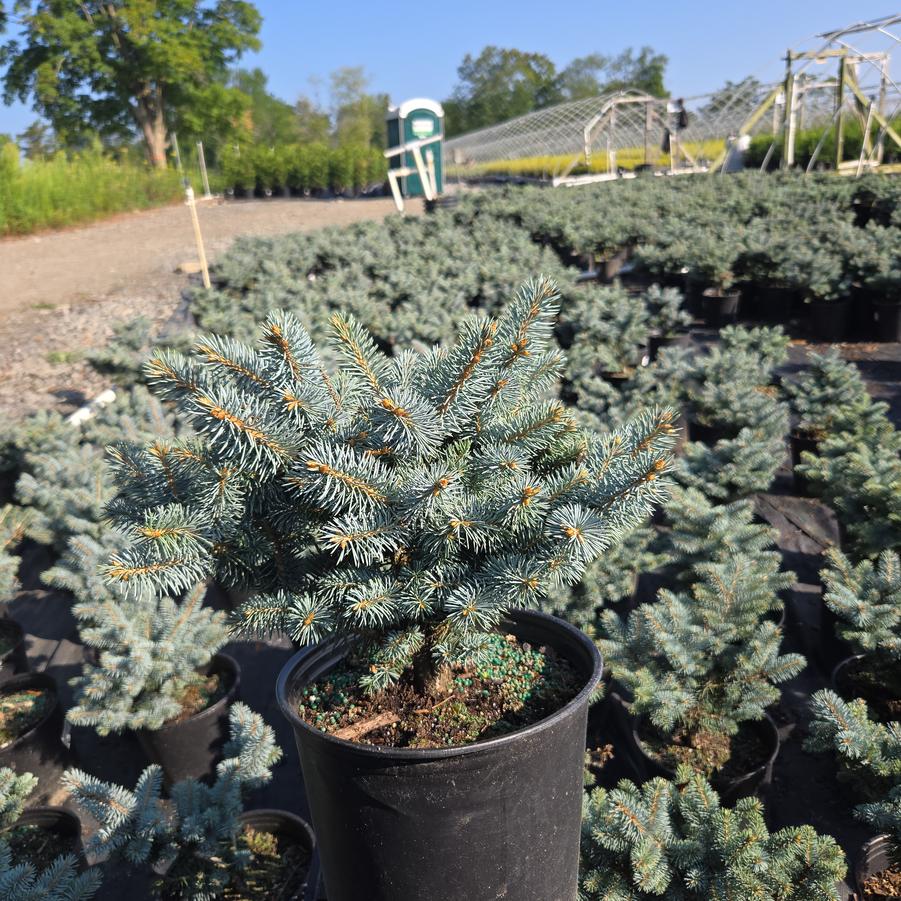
[185,185,211,289]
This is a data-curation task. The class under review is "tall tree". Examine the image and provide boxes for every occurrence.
[558,47,669,101]
[16,119,54,158]
[700,75,762,117]
[230,66,299,145]
[557,53,610,101]
[0,1,261,167]
[598,46,668,97]
[330,66,386,148]
[444,46,560,136]
[294,95,331,145]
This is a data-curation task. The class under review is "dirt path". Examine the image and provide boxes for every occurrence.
[0,197,417,422]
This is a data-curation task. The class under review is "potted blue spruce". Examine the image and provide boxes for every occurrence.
[0,506,28,683]
[46,536,237,785]
[580,766,846,899]
[0,766,101,900]
[64,704,315,901]
[97,277,676,901]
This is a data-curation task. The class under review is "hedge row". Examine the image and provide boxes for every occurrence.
[218,142,389,195]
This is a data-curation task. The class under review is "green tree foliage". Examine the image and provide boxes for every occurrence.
[229,67,299,144]
[699,75,763,117]
[799,413,901,558]
[330,66,387,149]
[1,0,261,165]
[600,552,800,775]
[444,44,668,136]
[580,766,845,900]
[0,767,101,900]
[657,486,782,581]
[99,279,675,693]
[50,540,228,734]
[293,96,331,145]
[807,689,901,799]
[64,704,280,901]
[444,46,561,136]
[544,526,658,633]
[820,548,901,660]
[15,120,54,159]
[0,505,28,602]
[785,349,885,437]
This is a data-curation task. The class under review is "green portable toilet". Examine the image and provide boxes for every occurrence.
[386,98,444,197]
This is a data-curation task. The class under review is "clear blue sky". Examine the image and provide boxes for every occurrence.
[0,1,892,136]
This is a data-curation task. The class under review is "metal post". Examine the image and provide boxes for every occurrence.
[172,131,183,172]
[857,100,876,176]
[644,101,652,165]
[835,57,846,169]
[876,56,888,163]
[185,185,211,289]
[197,141,212,198]
[784,53,797,169]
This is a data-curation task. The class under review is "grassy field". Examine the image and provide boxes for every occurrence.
[0,146,184,237]
[446,139,725,179]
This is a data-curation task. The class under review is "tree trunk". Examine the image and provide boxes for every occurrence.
[411,633,453,699]
[133,86,168,169]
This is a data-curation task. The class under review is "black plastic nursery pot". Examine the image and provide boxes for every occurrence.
[789,429,819,495]
[856,835,899,900]
[873,300,901,343]
[136,652,240,785]
[647,331,689,362]
[276,609,603,901]
[0,672,68,784]
[754,285,799,323]
[806,297,851,343]
[686,418,737,447]
[0,617,28,684]
[9,805,83,855]
[700,288,741,328]
[238,808,317,900]
[611,693,780,805]
[600,246,631,282]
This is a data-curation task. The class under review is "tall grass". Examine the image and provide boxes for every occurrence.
[0,145,184,237]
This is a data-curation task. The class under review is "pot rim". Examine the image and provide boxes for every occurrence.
[238,807,316,851]
[276,608,602,761]
[13,805,81,832]
[0,617,25,659]
[0,671,59,751]
[143,652,240,736]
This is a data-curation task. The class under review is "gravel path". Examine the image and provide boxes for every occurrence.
[0,196,416,422]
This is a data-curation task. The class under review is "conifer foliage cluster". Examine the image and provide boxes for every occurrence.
[101,278,675,691]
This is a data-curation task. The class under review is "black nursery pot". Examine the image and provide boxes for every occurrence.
[856,835,898,900]
[700,288,740,328]
[10,805,83,855]
[873,300,901,343]
[600,246,631,282]
[276,609,603,901]
[647,331,689,362]
[0,618,28,684]
[627,711,780,805]
[238,808,317,900]
[806,297,851,343]
[0,672,67,782]
[755,285,798,323]
[789,429,819,495]
[686,418,736,446]
[136,653,240,785]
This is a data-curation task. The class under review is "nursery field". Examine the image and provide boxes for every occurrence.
[0,196,409,423]
[1,171,901,900]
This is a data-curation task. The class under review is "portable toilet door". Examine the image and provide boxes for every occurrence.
[386,98,444,198]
